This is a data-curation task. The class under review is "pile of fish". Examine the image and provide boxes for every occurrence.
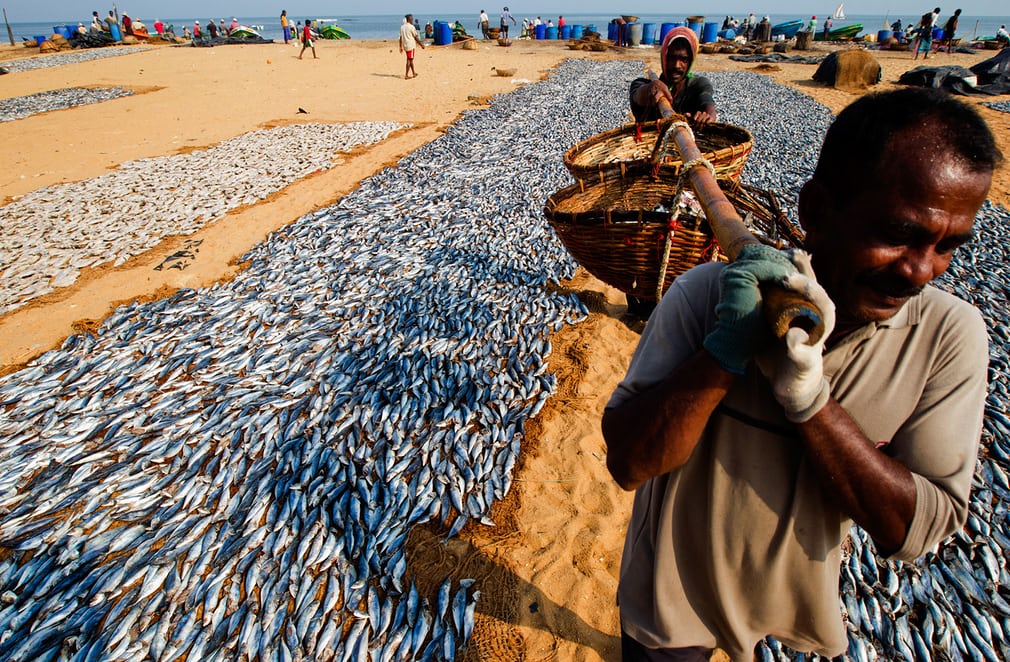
[0,86,133,122]
[0,59,633,661]
[0,121,403,316]
[985,100,1010,114]
[0,61,1006,661]
[0,46,146,74]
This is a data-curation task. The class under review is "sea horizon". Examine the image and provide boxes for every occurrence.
[6,12,1009,44]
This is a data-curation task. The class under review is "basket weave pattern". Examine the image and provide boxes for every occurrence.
[544,177,804,301]
[563,119,753,189]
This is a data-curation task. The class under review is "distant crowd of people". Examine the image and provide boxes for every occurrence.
[86,8,251,41]
[88,9,175,39]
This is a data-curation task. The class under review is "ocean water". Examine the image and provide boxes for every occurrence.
[8,12,1009,44]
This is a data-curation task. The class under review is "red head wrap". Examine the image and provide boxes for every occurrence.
[660,26,699,80]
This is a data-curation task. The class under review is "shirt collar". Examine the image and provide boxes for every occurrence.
[827,289,923,352]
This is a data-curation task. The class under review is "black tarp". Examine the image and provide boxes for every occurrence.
[970,48,1010,94]
[728,53,825,64]
[898,50,1010,96]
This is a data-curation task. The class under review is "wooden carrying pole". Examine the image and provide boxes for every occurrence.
[648,73,826,342]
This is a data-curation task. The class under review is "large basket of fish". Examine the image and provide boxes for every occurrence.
[563,119,753,189]
[544,178,805,302]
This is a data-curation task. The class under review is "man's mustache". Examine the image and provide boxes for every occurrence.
[857,271,924,299]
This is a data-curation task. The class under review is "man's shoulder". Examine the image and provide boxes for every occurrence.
[920,286,985,330]
[687,75,713,89]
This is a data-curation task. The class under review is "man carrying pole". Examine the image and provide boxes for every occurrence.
[603,87,1001,660]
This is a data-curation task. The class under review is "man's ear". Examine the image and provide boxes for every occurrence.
[798,179,830,236]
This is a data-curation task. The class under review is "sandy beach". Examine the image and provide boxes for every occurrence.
[1,34,1009,661]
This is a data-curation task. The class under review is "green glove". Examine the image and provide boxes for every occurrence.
[702,244,797,374]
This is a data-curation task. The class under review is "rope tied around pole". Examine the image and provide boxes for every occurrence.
[651,120,695,177]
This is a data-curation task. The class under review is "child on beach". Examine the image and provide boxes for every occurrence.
[299,20,317,59]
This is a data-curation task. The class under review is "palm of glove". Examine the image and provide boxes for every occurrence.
[702,244,798,375]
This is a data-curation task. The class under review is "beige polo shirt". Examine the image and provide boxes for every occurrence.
[607,262,988,658]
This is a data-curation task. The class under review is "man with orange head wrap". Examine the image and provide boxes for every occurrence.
[629,26,717,127]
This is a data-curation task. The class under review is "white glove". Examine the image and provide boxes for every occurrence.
[756,250,836,423]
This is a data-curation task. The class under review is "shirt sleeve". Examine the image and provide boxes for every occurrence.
[887,301,988,561]
[607,263,723,409]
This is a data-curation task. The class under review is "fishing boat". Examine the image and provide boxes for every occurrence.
[320,25,350,39]
[315,19,350,39]
[770,19,804,38]
[228,25,263,39]
[814,23,863,40]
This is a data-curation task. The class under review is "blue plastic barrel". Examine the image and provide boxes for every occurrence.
[560,25,571,39]
[435,21,452,45]
[535,23,546,39]
[718,29,736,39]
[571,24,584,39]
[932,27,943,40]
[877,29,893,42]
[673,22,684,28]
[659,22,676,43]
[546,26,558,39]
[53,25,72,39]
[608,22,618,42]
[702,21,718,43]
[642,22,656,44]
[109,23,122,40]
[688,21,703,38]
[33,34,47,45]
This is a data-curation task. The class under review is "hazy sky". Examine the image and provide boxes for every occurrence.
[5,0,1007,23]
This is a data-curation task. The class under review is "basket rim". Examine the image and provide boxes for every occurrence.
[563,119,754,179]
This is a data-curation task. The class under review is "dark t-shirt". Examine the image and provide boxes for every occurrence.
[629,75,715,122]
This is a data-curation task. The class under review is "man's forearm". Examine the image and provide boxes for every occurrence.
[603,349,735,490]
[797,398,916,555]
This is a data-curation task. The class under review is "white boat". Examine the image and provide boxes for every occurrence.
[833,3,846,20]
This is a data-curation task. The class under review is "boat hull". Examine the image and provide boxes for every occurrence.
[771,20,804,38]
[814,23,863,40]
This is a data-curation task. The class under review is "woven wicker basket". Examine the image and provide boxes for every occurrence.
[544,178,805,301]
[563,119,753,189]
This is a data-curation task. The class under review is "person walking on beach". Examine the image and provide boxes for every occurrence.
[479,9,490,39]
[913,8,940,59]
[298,19,317,59]
[281,10,290,44]
[822,16,833,40]
[500,7,516,40]
[941,8,961,52]
[399,14,424,79]
[604,86,1000,661]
